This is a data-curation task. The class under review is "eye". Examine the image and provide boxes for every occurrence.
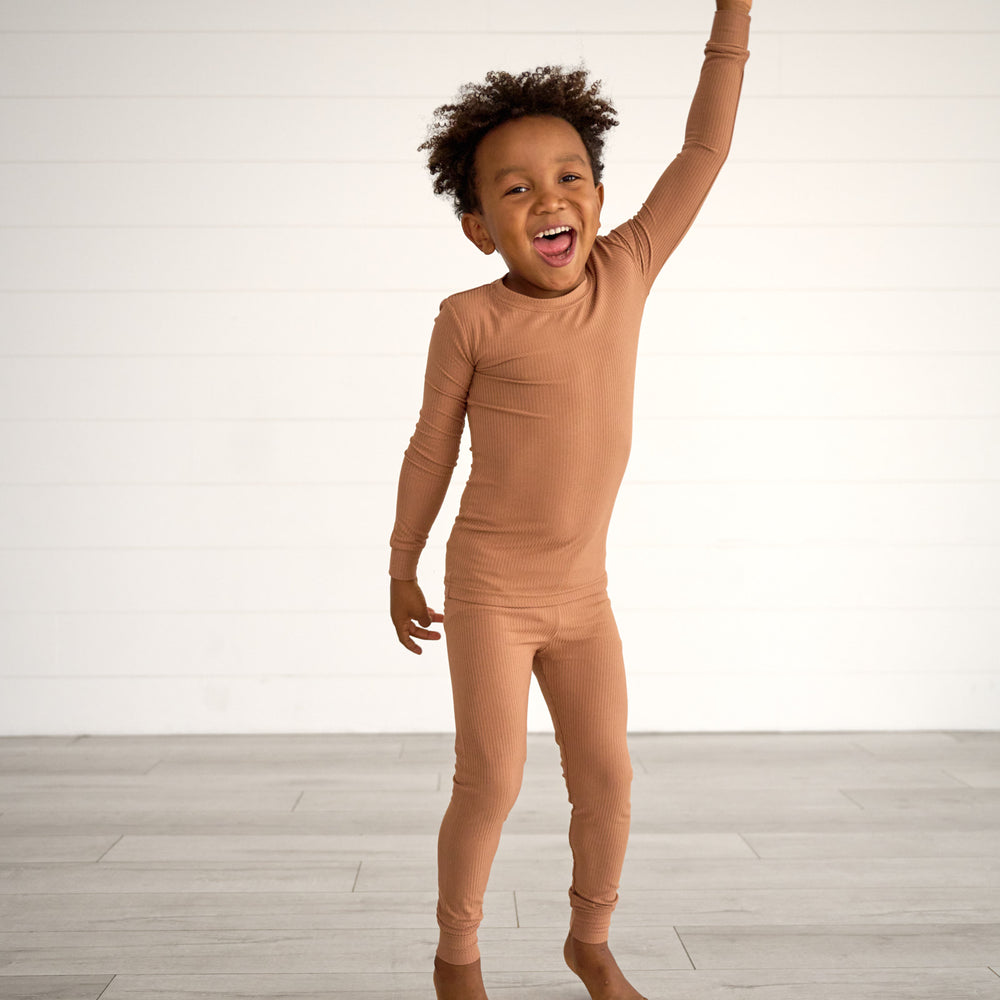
[561,173,582,183]
[504,185,529,196]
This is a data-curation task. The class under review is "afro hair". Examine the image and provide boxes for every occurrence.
[419,65,619,218]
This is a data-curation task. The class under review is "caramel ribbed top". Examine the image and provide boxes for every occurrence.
[390,11,750,607]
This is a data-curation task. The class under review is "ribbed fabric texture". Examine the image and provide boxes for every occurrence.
[391,8,750,968]
[389,10,750,607]
[437,592,630,965]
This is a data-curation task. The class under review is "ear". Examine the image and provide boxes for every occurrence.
[595,182,605,220]
[461,213,495,256]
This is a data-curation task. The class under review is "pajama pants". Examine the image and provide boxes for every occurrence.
[436,589,632,966]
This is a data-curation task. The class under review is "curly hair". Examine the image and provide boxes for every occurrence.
[419,65,619,218]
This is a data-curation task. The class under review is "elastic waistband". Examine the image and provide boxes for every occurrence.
[444,576,609,611]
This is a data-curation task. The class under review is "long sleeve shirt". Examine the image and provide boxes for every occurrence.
[390,10,750,607]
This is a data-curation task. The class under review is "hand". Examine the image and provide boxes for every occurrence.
[390,577,444,655]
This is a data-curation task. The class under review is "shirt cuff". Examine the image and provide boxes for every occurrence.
[389,549,419,581]
[711,8,752,49]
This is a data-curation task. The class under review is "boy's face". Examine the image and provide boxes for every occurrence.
[461,115,605,299]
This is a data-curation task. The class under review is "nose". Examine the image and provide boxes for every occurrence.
[533,184,565,214]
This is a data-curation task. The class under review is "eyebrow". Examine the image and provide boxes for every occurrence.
[492,153,588,183]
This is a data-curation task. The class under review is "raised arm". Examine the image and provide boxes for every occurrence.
[611,0,751,284]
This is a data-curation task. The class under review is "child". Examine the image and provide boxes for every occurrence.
[389,3,751,997]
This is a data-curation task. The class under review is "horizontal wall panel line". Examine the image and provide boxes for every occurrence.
[4,479,1000,487]
[0,290,1000,296]
[3,95,990,101]
[3,416,1000,423]
[2,28,996,34]
[3,158,999,166]
[3,92,1000,99]
[1,542,999,551]
[3,670,992,680]
[4,483,1000,490]
[2,288,999,295]
[1,606,999,616]
[2,290,999,296]
[0,92,713,100]
[4,225,995,232]
[2,605,1000,614]
[2,414,997,420]
[6,224,1000,232]
[2,352,999,359]
[4,288,998,294]
[3,477,1000,486]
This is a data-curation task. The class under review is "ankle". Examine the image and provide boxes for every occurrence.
[566,933,611,960]
[433,955,488,1000]
[564,933,646,1000]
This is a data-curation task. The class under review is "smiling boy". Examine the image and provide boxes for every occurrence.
[389,3,751,998]
[460,114,605,298]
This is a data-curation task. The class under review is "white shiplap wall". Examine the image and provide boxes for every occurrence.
[1,0,998,734]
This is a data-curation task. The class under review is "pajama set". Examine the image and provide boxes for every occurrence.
[389,10,750,966]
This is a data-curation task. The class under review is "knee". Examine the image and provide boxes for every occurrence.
[453,754,525,822]
[602,756,634,808]
[574,745,632,808]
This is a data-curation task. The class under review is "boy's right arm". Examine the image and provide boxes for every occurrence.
[388,301,474,653]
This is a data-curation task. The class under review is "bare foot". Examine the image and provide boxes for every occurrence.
[433,955,489,1000]
[564,934,647,1000]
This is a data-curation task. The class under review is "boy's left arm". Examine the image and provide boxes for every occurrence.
[614,0,751,284]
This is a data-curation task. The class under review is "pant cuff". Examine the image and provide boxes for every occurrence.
[569,915,611,944]
[436,932,481,966]
[568,887,616,944]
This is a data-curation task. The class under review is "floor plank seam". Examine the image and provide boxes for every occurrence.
[837,789,866,810]
[736,832,762,859]
[943,768,977,789]
[95,835,123,863]
[673,926,697,971]
[95,974,117,999]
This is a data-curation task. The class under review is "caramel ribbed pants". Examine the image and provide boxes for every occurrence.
[436,590,632,965]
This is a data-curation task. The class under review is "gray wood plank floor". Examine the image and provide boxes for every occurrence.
[1,731,998,999]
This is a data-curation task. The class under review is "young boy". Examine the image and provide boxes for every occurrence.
[389,3,751,997]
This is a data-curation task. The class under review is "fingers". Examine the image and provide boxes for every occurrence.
[414,606,444,629]
[396,633,419,654]
[393,619,422,654]
[415,606,444,627]
[393,614,443,655]
[411,624,442,643]
[396,622,441,656]
[397,630,422,655]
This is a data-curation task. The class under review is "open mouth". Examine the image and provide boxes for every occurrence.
[532,225,577,267]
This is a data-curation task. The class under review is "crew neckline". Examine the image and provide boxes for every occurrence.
[488,270,592,311]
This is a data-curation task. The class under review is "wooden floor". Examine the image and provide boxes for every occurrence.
[0,732,999,999]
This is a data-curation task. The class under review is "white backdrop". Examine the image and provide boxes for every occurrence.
[1,0,998,734]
